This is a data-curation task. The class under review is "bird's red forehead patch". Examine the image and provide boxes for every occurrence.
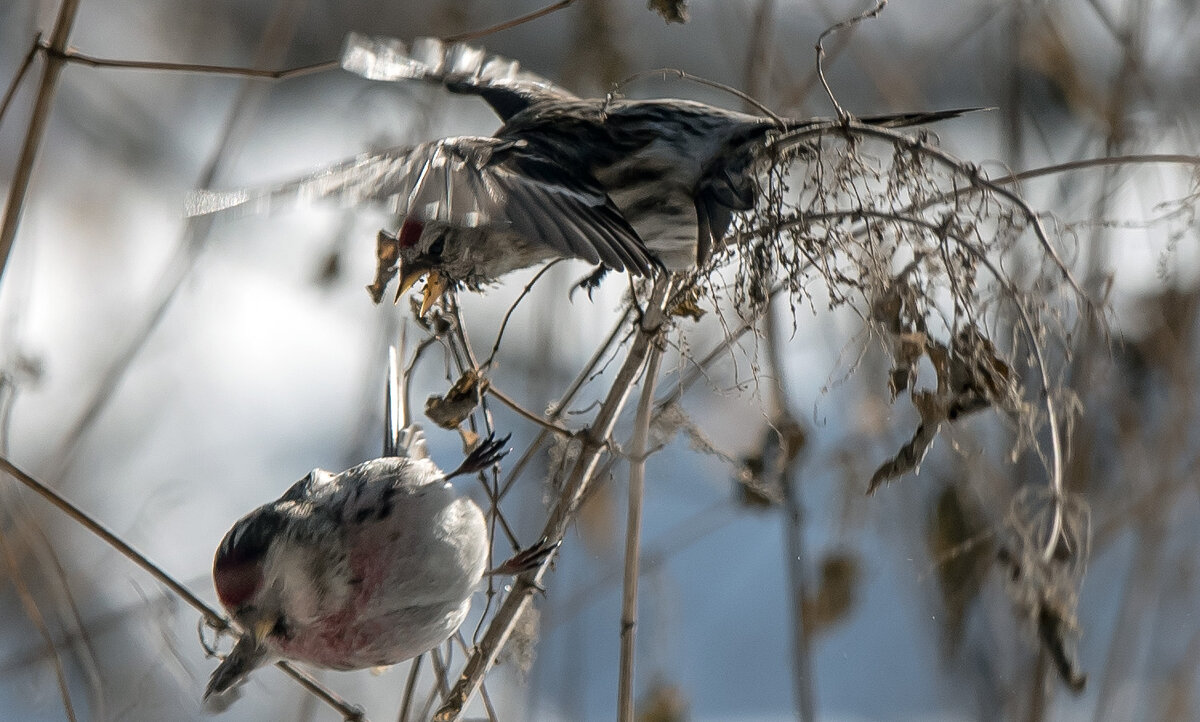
[214,558,263,609]
[398,219,424,249]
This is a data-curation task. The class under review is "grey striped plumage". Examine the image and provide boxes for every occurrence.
[188,34,977,304]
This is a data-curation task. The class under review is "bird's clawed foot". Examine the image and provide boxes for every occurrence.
[446,433,512,479]
[487,536,561,577]
[569,265,609,301]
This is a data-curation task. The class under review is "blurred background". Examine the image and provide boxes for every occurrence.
[1,0,1199,720]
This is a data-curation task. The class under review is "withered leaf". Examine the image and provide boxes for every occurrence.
[1039,604,1087,693]
[867,391,944,494]
[647,0,689,24]
[669,296,705,321]
[366,229,400,304]
[734,420,807,508]
[636,677,689,722]
[425,368,489,430]
[802,552,860,636]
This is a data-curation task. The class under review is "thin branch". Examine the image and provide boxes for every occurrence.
[618,340,663,720]
[434,277,675,721]
[453,632,499,722]
[39,43,337,79]
[0,0,81,284]
[0,456,222,627]
[484,260,563,368]
[996,153,1200,185]
[0,34,41,127]
[495,307,633,502]
[486,385,573,437]
[444,1,578,43]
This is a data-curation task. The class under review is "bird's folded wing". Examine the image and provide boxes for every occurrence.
[186,137,656,275]
[491,145,657,274]
[341,33,574,120]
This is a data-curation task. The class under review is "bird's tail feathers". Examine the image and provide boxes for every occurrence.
[856,106,992,128]
[777,106,989,134]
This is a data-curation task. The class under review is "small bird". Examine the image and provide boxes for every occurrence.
[204,433,518,700]
[189,34,977,313]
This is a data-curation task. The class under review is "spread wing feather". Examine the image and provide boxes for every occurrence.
[187,137,656,274]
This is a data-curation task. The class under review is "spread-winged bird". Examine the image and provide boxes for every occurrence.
[189,34,978,313]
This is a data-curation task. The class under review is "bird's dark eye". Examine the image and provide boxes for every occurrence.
[271,616,292,640]
[428,236,445,257]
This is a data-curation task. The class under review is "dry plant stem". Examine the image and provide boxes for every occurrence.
[618,342,664,721]
[610,68,784,126]
[484,260,563,367]
[495,307,634,502]
[398,654,423,722]
[0,0,80,284]
[814,0,887,120]
[486,385,572,437]
[771,122,1087,301]
[764,300,816,722]
[771,123,1077,559]
[804,206,1066,556]
[453,633,499,722]
[434,277,675,722]
[0,529,76,721]
[0,456,364,720]
[998,153,1200,184]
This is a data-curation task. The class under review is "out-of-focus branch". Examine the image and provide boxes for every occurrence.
[763,299,815,721]
[0,0,81,284]
[0,35,41,126]
[37,43,337,78]
[444,1,578,42]
[434,277,675,721]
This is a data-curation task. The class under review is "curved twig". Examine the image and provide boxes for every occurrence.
[609,67,785,125]
[814,0,888,121]
[484,259,564,368]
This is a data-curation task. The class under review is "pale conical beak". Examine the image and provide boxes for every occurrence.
[393,261,448,317]
[204,627,273,701]
[394,264,426,303]
[420,271,448,316]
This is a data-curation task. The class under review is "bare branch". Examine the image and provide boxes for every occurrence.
[618,340,664,720]
[0,0,81,284]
